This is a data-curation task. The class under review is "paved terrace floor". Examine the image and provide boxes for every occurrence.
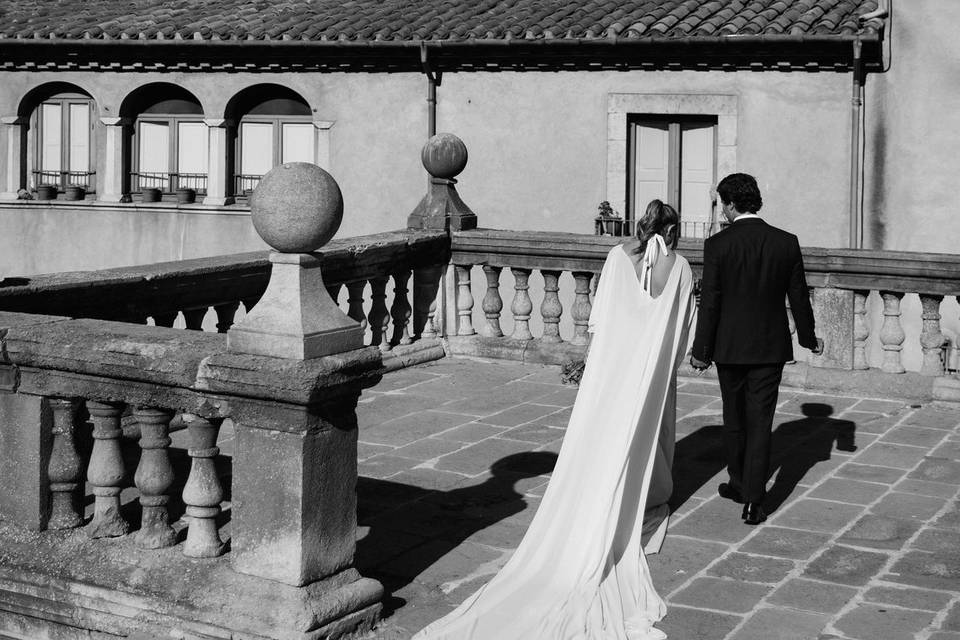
[348,357,960,640]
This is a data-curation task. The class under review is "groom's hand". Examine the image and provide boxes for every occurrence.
[690,356,710,372]
[811,337,824,355]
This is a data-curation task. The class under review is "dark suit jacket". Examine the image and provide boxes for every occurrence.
[692,217,817,365]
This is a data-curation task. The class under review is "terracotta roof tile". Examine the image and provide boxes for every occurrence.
[0,0,881,43]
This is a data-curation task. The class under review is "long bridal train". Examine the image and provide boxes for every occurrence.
[414,239,696,640]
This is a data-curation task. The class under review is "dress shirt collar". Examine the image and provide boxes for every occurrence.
[732,213,762,222]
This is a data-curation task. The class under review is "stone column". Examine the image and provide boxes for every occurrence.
[0,393,53,530]
[203,118,233,206]
[98,117,129,203]
[0,116,26,200]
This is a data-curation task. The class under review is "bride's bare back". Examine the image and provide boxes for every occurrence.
[622,238,678,298]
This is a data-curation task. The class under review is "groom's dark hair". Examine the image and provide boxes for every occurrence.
[717,173,763,214]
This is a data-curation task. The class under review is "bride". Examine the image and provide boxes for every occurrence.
[413,200,697,640]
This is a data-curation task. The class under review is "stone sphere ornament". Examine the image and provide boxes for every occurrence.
[421,133,468,180]
[250,162,343,253]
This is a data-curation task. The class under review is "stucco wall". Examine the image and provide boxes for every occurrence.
[0,67,854,276]
[862,0,960,252]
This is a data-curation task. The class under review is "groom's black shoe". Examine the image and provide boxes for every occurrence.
[718,483,745,504]
[743,503,767,526]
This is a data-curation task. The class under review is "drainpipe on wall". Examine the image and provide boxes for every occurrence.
[420,42,443,138]
[849,37,864,249]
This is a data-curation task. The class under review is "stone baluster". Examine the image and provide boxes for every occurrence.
[214,301,240,333]
[85,401,129,538]
[133,408,177,549]
[920,294,946,376]
[853,290,870,370]
[413,267,442,340]
[182,415,225,558]
[481,265,504,338]
[455,265,476,336]
[880,291,906,374]
[510,268,534,341]
[540,270,563,343]
[571,271,593,346]
[346,281,369,338]
[368,276,391,352]
[47,398,83,530]
[390,269,413,345]
[153,312,178,328]
[183,308,206,331]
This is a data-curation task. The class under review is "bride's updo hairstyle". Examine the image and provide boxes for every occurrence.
[631,199,680,256]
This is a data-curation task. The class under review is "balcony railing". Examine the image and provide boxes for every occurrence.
[31,169,97,191]
[234,173,263,195]
[131,171,209,194]
[595,217,719,239]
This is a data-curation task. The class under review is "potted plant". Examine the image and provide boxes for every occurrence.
[175,187,196,204]
[141,187,162,203]
[36,184,58,200]
[594,201,624,236]
[64,184,86,201]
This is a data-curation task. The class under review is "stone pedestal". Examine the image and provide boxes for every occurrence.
[407,176,478,231]
[227,252,363,359]
[809,287,854,369]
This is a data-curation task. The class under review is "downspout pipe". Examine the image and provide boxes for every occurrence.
[420,42,443,138]
[849,37,863,249]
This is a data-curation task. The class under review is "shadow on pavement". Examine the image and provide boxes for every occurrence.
[356,451,557,618]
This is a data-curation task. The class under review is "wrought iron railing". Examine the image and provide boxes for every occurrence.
[130,171,208,194]
[31,169,96,191]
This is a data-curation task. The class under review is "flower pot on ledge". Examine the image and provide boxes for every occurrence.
[36,185,58,200]
[141,188,162,203]
[176,187,196,204]
[64,185,86,201]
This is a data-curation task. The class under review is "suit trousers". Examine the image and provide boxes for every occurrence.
[716,363,785,503]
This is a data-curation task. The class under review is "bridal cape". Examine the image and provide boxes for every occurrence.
[413,240,696,640]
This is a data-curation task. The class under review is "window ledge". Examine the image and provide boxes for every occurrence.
[0,198,252,216]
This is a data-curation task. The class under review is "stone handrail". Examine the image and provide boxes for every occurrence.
[0,229,450,348]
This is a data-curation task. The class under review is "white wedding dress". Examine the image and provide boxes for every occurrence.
[413,238,697,640]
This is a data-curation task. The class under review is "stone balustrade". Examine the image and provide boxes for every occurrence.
[446,229,960,400]
[0,229,450,355]
[0,310,392,639]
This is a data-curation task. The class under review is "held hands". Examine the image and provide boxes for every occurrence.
[690,355,711,375]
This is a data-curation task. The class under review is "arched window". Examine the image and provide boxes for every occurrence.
[124,86,208,197]
[227,86,313,196]
[31,93,95,193]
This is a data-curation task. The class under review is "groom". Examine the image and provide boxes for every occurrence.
[690,173,823,525]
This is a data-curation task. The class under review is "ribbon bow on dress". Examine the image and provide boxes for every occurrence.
[639,233,669,293]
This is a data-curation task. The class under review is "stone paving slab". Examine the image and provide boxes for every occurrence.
[355,358,960,640]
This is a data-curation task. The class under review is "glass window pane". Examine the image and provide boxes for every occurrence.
[240,122,274,176]
[281,123,314,164]
[177,121,208,174]
[68,103,90,173]
[138,121,169,173]
[40,103,62,173]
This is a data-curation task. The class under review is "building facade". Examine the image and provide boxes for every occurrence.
[0,0,940,277]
